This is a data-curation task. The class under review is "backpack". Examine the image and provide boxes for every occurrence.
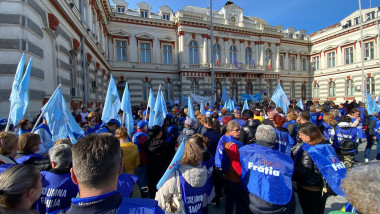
[338,129,355,155]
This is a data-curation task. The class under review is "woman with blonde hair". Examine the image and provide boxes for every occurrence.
[0,164,42,214]
[309,105,318,125]
[284,110,298,142]
[319,112,337,143]
[155,134,209,214]
[115,127,140,174]
[195,114,207,135]
[0,132,18,165]
[15,133,50,171]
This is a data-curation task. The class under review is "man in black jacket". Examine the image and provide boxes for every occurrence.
[239,110,261,145]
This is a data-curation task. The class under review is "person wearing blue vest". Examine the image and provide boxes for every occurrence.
[155,134,210,213]
[309,105,318,126]
[58,134,163,214]
[17,119,32,136]
[0,132,18,166]
[295,123,329,214]
[319,112,337,143]
[372,116,380,162]
[348,108,366,140]
[96,119,120,134]
[240,125,296,214]
[364,115,379,163]
[133,120,150,196]
[284,111,298,143]
[333,116,359,170]
[33,118,53,156]
[338,103,347,118]
[273,115,294,156]
[316,106,326,126]
[37,144,79,214]
[233,110,246,127]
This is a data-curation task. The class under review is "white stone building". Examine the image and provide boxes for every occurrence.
[0,0,378,119]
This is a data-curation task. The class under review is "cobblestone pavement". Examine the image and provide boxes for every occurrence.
[208,140,378,213]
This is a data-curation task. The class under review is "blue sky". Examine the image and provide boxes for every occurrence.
[110,0,376,34]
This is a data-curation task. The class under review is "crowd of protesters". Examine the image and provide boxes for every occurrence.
[0,99,379,214]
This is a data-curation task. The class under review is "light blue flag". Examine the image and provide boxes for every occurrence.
[157,139,186,189]
[102,75,121,123]
[378,92,380,103]
[222,86,230,103]
[233,96,238,105]
[188,96,196,120]
[229,99,235,111]
[146,89,155,122]
[200,101,205,114]
[242,99,249,113]
[161,92,167,118]
[181,94,187,108]
[9,55,32,126]
[152,88,165,127]
[120,82,134,136]
[366,93,380,115]
[41,86,84,142]
[271,84,290,113]
[296,98,304,110]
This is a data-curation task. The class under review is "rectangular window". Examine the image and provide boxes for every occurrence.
[162,13,170,20]
[366,11,375,21]
[140,10,148,18]
[117,6,125,13]
[279,55,284,70]
[312,56,319,71]
[365,42,374,60]
[116,41,127,61]
[290,56,296,70]
[345,47,354,64]
[327,52,335,68]
[163,45,172,64]
[301,58,307,71]
[140,42,151,63]
[354,17,360,25]
[289,33,293,39]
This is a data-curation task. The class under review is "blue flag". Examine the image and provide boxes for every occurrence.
[296,98,304,110]
[242,99,249,113]
[200,101,205,115]
[366,93,380,115]
[9,55,32,126]
[242,93,262,102]
[234,56,239,68]
[102,75,121,123]
[120,82,134,136]
[41,86,84,143]
[187,96,196,121]
[222,86,230,103]
[251,57,255,67]
[271,84,290,114]
[152,88,165,127]
[181,94,187,108]
[157,139,186,189]
[160,92,167,117]
[233,96,238,105]
[228,99,235,112]
[146,89,155,122]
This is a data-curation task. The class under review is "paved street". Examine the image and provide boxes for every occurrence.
[208,140,379,213]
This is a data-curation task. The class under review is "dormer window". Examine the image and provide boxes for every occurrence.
[343,20,352,29]
[354,17,360,25]
[289,33,293,38]
[300,35,305,40]
[116,6,125,13]
[366,11,375,21]
[162,13,170,20]
[141,10,148,18]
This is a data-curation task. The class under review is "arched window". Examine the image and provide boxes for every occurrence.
[189,41,198,64]
[164,82,173,102]
[366,77,375,94]
[229,45,237,64]
[231,82,238,99]
[290,84,296,98]
[117,81,126,99]
[215,82,222,101]
[266,49,272,69]
[268,81,273,97]
[313,83,319,97]
[143,81,152,101]
[301,84,306,100]
[345,79,354,96]
[328,81,336,97]
[213,44,221,64]
[245,47,252,65]
[190,80,199,94]
[246,82,253,94]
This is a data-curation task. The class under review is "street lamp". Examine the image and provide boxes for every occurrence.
[358,0,366,102]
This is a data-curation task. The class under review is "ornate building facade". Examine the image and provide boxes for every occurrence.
[0,0,379,118]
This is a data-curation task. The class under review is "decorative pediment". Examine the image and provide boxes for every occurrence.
[322,45,338,52]
[159,35,175,42]
[223,3,244,12]
[112,0,128,7]
[137,1,152,10]
[283,27,295,33]
[362,34,377,40]
[296,29,306,35]
[288,49,298,54]
[159,5,173,14]
[110,29,131,37]
[136,32,154,40]
[339,39,356,47]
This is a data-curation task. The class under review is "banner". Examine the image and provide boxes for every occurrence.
[242,93,262,102]
[190,94,213,105]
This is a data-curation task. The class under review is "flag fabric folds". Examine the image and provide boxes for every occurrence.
[234,57,239,68]
[216,54,221,66]
[271,84,290,114]
[222,86,230,103]
[268,59,272,70]
[152,87,165,127]
[120,82,134,136]
[9,54,32,126]
[296,98,304,110]
[233,96,238,105]
[200,101,205,114]
[181,94,187,108]
[146,89,155,122]
[41,86,84,143]
[242,99,249,113]
[251,57,255,68]
[102,75,121,123]
[366,93,380,115]
[187,96,196,121]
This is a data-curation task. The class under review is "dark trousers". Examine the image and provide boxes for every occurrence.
[224,180,251,214]
[297,185,327,214]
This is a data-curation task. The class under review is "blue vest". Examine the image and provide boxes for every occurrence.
[321,122,334,141]
[350,117,366,139]
[317,112,324,126]
[239,144,294,205]
[37,171,79,214]
[357,107,365,124]
[339,108,347,117]
[234,119,246,127]
[117,197,164,214]
[0,164,14,173]
[214,135,243,171]
[283,120,297,141]
[15,154,45,164]
[179,170,206,214]
[374,117,380,139]
[310,113,318,125]
[96,126,111,134]
[301,143,346,196]
[274,128,294,156]
[133,132,149,152]
[35,123,52,137]
[200,155,215,197]
[117,173,138,198]
[333,126,358,153]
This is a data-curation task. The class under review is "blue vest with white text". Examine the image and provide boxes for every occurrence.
[283,120,297,141]
[351,117,366,139]
[310,113,318,125]
[15,154,45,164]
[37,171,79,214]
[179,170,206,214]
[321,122,335,141]
[274,128,295,156]
[301,143,346,196]
[214,135,243,171]
[201,154,215,197]
[240,144,294,205]
[117,197,164,214]
[333,126,358,153]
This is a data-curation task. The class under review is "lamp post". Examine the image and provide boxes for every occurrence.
[358,0,366,102]
[210,0,215,105]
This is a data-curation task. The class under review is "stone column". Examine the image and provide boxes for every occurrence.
[275,43,281,72]
[224,38,229,64]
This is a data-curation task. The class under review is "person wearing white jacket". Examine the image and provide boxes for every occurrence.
[33,118,53,156]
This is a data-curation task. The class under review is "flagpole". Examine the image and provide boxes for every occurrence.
[4,103,12,132]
